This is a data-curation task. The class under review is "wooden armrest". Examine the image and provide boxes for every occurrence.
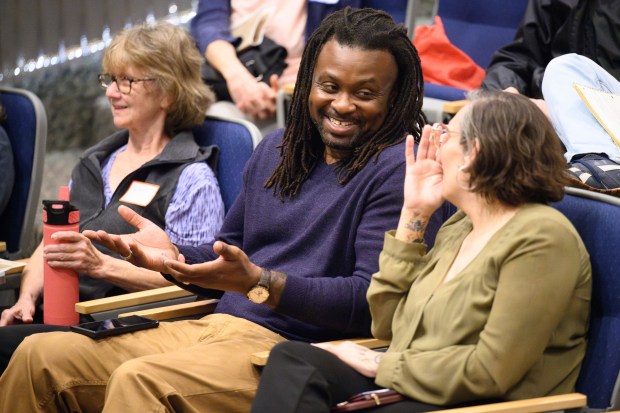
[0,242,29,264]
[443,99,468,115]
[119,299,218,320]
[319,337,390,348]
[251,337,390,367]
[433,393,586,413]
[0,258,27,275]
[75,285,193,315]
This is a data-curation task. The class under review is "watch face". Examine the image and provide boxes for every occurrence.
[248,286,269,304]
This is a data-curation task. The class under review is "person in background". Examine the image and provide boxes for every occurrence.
[481,0,620,189]
[0,8,448,412]
[251,90,592,413]
[543,53,620,164]
[191,0,407,125]
[0,22,225,373]
[482,0,620,99]
[0,103,15,217]
[541,53,620,189]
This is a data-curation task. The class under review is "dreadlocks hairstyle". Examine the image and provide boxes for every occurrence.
[265,7,426,200]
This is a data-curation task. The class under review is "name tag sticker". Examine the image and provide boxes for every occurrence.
[119,181,160,207]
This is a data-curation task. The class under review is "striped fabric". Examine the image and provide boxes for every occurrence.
[101,144,225,246]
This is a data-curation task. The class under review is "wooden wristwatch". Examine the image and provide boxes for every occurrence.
[247,268,271,304]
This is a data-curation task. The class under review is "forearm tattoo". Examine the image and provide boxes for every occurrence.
[405,216,427,243]
[374,354,384,364]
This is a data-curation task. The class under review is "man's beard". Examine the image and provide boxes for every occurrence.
[313,117,367,153]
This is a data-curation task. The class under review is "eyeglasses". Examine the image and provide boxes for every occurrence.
[98,73,156,94]
[430,123,460,148]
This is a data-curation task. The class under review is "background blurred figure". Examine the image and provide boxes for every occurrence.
[482,0,620,99]
[0,22,224,373]
[191,0,407,127]
[251,91,591,413]
[542,53,620,191]
[543,53,620,164]
[192,0,305,124]
[0,103,15,217]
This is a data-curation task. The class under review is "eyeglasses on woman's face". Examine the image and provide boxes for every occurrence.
[430,123,460,148]
[98,73,156,95]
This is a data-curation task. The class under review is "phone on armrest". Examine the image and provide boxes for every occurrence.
[70,315,159,339]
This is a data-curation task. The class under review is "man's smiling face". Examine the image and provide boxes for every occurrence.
[308,39,399,163]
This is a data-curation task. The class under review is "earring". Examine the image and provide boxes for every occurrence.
[456,165,474,191]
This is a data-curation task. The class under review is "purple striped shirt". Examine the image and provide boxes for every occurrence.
[100,145,225,246]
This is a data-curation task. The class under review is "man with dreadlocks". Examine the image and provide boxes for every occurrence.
[0,8,449,413]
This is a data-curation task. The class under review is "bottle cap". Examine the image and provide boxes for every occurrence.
[43,186,79,225]
[42,200,80,225]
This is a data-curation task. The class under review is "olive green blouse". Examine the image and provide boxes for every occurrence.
[369,203,592,405]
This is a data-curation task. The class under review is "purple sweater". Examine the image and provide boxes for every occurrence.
[178,129,444,342]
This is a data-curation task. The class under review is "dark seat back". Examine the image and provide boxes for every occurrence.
[192,115,260,213]
[0,87,47,258]
[552,187,620,410]
[423,0,529,101]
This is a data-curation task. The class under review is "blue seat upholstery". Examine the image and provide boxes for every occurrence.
[192,115,261,213]
[0,87,47,258]
[364,0,407,25]
[438,0,528,70]
[422,0,529,102]
[552,188,620,411]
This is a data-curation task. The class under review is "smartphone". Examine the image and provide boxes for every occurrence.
[70,315,159,339]
[332,388,404,412]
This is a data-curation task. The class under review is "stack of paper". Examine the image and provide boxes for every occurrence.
[232,6,274,52]
[573,83,620,148]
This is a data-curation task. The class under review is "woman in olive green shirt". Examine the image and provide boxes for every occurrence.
[251,90,592,412]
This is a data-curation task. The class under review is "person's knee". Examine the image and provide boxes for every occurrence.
[13,332,72,368]
[544,53,599,84]
[269,341,309,362]
[548,53,582,69]
[544,54,579,85]
[108,358,153,388]
[542,54,588,99]
[266,341,342,374]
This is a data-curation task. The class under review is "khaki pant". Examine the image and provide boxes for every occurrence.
[0,314,287,413]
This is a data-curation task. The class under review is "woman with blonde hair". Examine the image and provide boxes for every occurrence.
[0,22,224,373]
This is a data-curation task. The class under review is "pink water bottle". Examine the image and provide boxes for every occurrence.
[43,186,80,325]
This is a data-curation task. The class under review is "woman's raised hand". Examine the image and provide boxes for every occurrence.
[402,126,444,215]
[395,127,445,243]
